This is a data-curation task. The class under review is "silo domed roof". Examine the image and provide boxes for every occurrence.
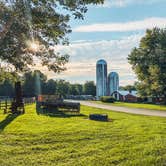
[108,72,119,78]
[96,59,107,65]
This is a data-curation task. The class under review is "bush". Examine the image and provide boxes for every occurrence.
[100,96,116,103]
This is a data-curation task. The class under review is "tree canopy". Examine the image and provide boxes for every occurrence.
[0,0,104,73]
[119,84,136,92]
[128,28,166,98]
[0,67,18,83]
[83,81,96,96]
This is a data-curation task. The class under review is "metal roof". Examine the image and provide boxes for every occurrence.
[113,90,138,97]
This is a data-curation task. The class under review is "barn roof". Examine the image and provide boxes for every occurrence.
[113,90,138,97]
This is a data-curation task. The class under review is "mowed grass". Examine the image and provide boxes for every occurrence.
[93,101,166,111]
[1,104,166,165]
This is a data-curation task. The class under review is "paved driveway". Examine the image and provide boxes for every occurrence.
[69,100,166,117]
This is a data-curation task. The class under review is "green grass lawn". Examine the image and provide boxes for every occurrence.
[93,101,166,111]
[1,104,166,165]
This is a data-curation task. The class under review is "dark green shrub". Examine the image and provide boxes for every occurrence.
[100,96,116,103]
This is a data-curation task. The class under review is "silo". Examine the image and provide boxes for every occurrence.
[96,59,107,99]
[107,72,119,96]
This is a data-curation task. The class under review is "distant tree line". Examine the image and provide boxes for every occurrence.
[119,83,137,92]
[0,70,96,97]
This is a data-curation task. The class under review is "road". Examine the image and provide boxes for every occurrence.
[69,100,166,117]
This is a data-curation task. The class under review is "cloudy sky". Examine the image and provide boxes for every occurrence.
[44,0,166,86]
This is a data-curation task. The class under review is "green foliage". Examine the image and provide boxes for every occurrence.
[68,84,78,95]
[22,71,35,97]
[0,68,19,97]
[74,84,83,95]
[0,0,104,73]
[0,79,14,97]
[42,79,56,95]
[22,70,47,97]
[0,70,96,97]
[1,104,166,165]
[55,79,70,96]
[83,81,96,96]
[128,28,166,98]
[100,96,116,103]
[0,68,18,83]
[119,84,136,91]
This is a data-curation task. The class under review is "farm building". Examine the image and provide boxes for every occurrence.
[112,90,138,102]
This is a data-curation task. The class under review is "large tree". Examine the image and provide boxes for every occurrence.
[0,0,104,73]
[128,28,166,99]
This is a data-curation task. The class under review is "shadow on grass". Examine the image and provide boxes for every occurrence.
[0,114,19,131]
[36,106,87,118]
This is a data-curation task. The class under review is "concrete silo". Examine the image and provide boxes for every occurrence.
[96,59,107,99]
[107,72,119,96]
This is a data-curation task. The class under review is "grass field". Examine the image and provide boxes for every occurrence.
[1,104,166,165]
[93,101,166,111]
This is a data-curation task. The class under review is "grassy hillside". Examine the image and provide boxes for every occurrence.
[93,101,166,111]
[1,104,166,165]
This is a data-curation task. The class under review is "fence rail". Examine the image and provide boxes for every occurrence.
[0,97,36,113]
[0,98,12,111]
[23,97,36,105]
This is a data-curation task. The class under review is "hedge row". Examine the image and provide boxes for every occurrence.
[100,96,116,103]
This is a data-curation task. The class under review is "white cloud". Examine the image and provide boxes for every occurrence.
[100,0,165,8]
[74,17,166,32]
[35,34,143,86]
[101,0,131,8]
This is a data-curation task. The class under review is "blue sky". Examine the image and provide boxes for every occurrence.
[42,0,166,86]
[69,0,166,41]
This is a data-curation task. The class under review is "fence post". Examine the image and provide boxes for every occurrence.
[5,99,7,110]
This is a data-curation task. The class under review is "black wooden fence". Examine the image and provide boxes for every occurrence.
[0,97,36,112]
[0,97,11,111]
